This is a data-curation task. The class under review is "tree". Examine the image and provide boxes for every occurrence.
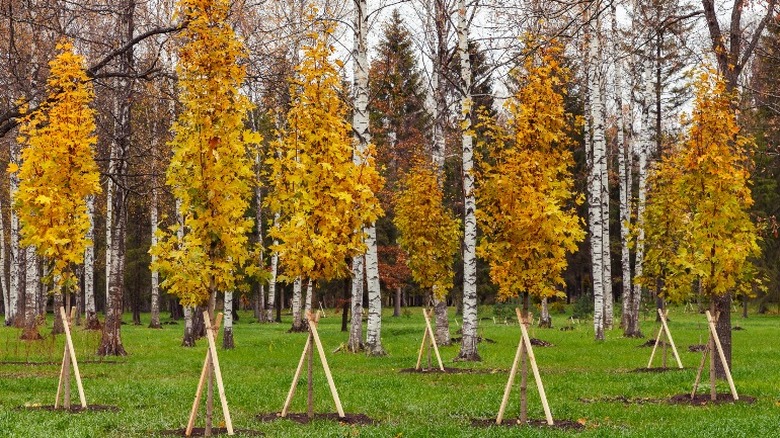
[265,24,382,332]
[152,0,260,350]
[14,40,101,338]
[394,161,461,311]
[638,70,759,391]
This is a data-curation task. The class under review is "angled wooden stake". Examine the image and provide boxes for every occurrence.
[420,309,444,371]
[415,325,429,370]
[705,310,738,400]
[186,314,222,436]
[308,313,345,418]
[496,309,553,426]
[281,334,311,417]
[648,309,683,369]
[56,307,86,409]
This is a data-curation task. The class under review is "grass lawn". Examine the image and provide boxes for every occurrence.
[1,305,778,437]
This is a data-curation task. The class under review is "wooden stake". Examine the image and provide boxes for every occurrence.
[281,335,311,417]
[496,325,523,425]
[203,312,233,435]
[647,318,664,368]
[186,314,222,437]
[421,309,444,371]
[59,307,86,408]
[307,333,314,419]
[415,327,429,370]
[691,347,709,399]
[308,314,345,418]
[705,310,738,400]
[54,345,68,409]
[517,308,553,426]
[658,309,683,369]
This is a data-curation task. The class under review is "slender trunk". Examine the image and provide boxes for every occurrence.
[9,137,21,327]
[254,153,266,323]
[149,189,161,329]
[393,286,401,317]
[290,277,304,332]
[266,213,279,323]
[182,306,195,347]
[365,226,385,355]
[540,297,552,328]
[222,291,234,349]
[304,279,313,318]
[348,257,364,351]
[83,195,99,329]
[598,28,613,331]
[587,15,605,341]
[20,246,40,340]
[456,0,479,361]
[53,291,64,334]
[0,184,8,326]
[713,293,731,379]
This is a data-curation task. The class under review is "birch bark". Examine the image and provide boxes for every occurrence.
[266,213,279,323]
[598,32,613,330]
[456,0,479,361]
[0,172,8,326]
[84,195,99,329]
[149,189,161,329]
[254,152,265,323]
[20,246,40,339]
[222,291,234,349]
[348,257,364,352]
[291,277,304,332]
[9,137,21,327]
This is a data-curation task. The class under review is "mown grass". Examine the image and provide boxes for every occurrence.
[1,305,778,437]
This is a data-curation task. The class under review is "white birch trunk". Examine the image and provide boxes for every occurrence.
[84,195,98,329]
[364,226,385,355]
[222,291,234,349]
[348,257,364,352]
[598,32,613,331]
[587,17,605,341]
[304,279,313,317]
[149,189,161,328]
[291,277,304,331]
[540,297,552,328]
[456,0,479,361]
[105,145,114,314]
[254,152,266,323]
[0,175,9,325]
[266,213,279,323]
[23,246,39,333]
[8,137,21,327]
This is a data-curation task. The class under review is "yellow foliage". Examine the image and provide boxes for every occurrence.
[637,69,760,302]
[15,40,102,291]
[265,23,383,283]
[476,39,584,301]
[151,0,260,307]
[394,161,461,299]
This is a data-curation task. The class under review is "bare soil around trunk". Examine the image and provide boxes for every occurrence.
[470,418,586,430]
[256,412,375,425]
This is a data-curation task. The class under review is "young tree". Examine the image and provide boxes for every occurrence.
[394,161,461,316]
[14,40,102,338]
[638,70,759,392]
[265,24,382,334]
[152,0,260,351]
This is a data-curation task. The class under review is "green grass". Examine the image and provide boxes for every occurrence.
[1,306,779,437]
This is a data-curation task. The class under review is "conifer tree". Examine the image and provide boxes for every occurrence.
[14,40,102,338]
[152,0,260,349]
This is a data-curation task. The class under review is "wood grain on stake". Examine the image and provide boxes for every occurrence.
[308,314,345,418]
[186,314,222,436]
[706,310,738,400]
[422,309,445,371]
[59,307,86,408]
[516,308,553,426]
[203,312,233,435]
[658,309,683,369]
[281,335,311,417]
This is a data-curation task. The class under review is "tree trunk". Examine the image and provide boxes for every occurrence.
[713,293,731,379]
[222,291,234,349]
[393,286,401,317]
[348,257,364,352]
[182,306,196,347]
[53,292,64,335]
[20,246,40,340]
[84,195,99,329]
[540,297,552,328]
[433,296,451,346]
[254,157,266,323]
[304,279,313,319]
[586,14,605,341]
[0,183,8,326]
[456,0,479,362]
[149,189,161,329]
[365,227,385,356]
[9,137,22,327]
[290,277,305,332]
[266,214,280,323]
[598,27,613,331]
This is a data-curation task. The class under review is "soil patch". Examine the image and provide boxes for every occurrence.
[688,344,706,352]
[399,367,506,374]
[559,326,575,331]
[450,336,497,344]
[256,412,374,425]
[668,393,756,405]
[470,418,585,430]
[0,360,124,366]
[638,339,668,348]
[733,326,744,331]
[631,367,686,373]
[579,395,660,405]
[161,428,262,436]
[529,338,554,347]
[22,404,120,413]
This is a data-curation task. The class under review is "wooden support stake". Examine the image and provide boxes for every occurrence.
[496,324,524,425]
[657,309,683,369]
[281,335,311,417]
[705,311,738,400]
[691,347,709,399]
[54,345,68,409]
[308,314,345,418]
[415,326,429,371]
[421,309,444,371]
[186,314,222,436]
[59,307,86,408]
[203,312,233,435]
[517,308,553,426]
[647,318,664,368]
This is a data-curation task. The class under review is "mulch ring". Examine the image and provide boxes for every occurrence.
[0,360,124,366]
[399,367,506,374]
[631,367,686,373]
[451,336,497,344]
[668,393,756,406]
[688,344,707,352]
[256,412,374,425]
[161,428,262,436]
[580,395,660,405]
[22,404,120,413]
[638,339,670,348]
[471,418,586,430]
